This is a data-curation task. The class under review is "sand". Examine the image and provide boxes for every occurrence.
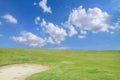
[0,64,49,80]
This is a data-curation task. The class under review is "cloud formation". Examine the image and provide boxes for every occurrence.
[2,14,17,24]
[41,19,67,44]
[11,5,119,47]
[35,16,41,25]
[63,22,78,37]
[11,31,46,47]
[39,0,52,13]
[78,35,86,39]
[64,6,115,36]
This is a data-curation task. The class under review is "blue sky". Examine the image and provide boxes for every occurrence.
[0,0,120,50]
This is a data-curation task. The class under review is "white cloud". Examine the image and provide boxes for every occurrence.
[68,27,78,37]
[2,14,17,24]
[41,19,47,26]
[11,31,46,47]
[64,6,116,37]
[39,0,52,13]
[47,37,55,44]
[78,35,86,39]
[64,22,78,37]
[35,16,41,25]
[41,19,67,44]
[80,30,87,35]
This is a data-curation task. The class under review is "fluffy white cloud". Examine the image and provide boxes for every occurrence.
[47,37,55,44]
[64,22,78,37]
[39,0,52,13]
[11,31,46,47]
[35,16,41,25]
[78,35,86,39]
[41,19,67,44]
[2,14,17,24]
[64,6,115,37]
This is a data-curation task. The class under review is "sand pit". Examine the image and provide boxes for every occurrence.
[0,64,49,80]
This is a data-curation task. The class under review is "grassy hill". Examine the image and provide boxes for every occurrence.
[0,48,120,80]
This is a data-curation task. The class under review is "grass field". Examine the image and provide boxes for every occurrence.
[0,48,120,80]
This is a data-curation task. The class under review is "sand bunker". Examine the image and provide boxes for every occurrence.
[0,64,49,80]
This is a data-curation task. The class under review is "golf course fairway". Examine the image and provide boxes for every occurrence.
[0,48,120,80]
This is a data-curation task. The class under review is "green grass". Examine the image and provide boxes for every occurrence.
[0,48,120,80]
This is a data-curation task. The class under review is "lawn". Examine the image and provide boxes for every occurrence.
[0,48,120,80]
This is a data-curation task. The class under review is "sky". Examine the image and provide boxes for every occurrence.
[0,0,120,50]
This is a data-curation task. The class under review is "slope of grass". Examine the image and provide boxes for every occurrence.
[0,48,120,80]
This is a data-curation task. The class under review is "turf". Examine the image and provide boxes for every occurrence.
[0,48,120,80]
